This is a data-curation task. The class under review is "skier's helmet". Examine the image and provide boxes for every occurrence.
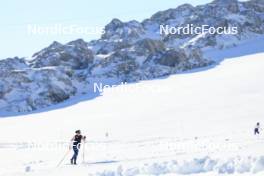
[75,130,81,134]
[257,122,260,126]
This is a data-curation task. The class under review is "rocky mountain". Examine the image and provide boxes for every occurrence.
[0,0,263,114]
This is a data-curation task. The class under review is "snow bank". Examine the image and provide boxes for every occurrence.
[95,156,264,176]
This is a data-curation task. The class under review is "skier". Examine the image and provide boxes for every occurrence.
[254,122,261,135]
[70,130,86,165]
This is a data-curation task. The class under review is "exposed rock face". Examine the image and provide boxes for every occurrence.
[134,39,165,56]
[149,4,195,24]
[31,39,94,69]
[0,57,28,74]
[102,19,145,41]
[0,67,77,112]
[90,0,264,55]
[0,0,263,113]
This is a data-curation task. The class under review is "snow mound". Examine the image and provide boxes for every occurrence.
[95,156,264,176]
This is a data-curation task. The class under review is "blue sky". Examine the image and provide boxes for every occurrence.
[0,0,212,59]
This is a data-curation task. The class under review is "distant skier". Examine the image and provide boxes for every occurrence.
[70,130,86,165]
[254,122,261,135]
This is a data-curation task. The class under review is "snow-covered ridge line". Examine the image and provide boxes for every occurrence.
[0,0,264,115]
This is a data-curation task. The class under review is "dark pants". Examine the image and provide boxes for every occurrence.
[71,146,79,164]
[254,128,259,135]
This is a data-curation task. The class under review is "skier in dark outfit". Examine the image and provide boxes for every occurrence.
[254,122,261,135]
[70,130,86,165]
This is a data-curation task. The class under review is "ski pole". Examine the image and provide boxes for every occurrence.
[56,149,71,168]
[82,141,86,163]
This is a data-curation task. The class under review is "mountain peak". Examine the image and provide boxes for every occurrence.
[67,39,87,47]
[49,41,63,48]
[107,18,123,28]
[212,0,238,5]
[176,3,194,10]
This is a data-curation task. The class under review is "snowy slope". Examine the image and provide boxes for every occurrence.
[0,49,264,175]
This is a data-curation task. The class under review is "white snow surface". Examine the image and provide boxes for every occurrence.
[0,51,264,175]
